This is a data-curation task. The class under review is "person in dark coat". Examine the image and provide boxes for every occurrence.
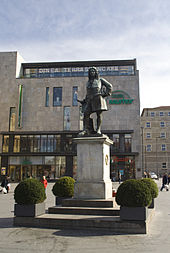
[160,173,168,191]
[1,176,9,193]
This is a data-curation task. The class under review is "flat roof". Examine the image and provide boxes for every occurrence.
[22,59,136,69]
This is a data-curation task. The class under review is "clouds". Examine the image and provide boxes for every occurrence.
[0,0,170,111]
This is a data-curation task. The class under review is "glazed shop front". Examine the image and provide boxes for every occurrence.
[7,155,77,181]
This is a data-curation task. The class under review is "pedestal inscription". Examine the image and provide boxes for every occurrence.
[74,135,113,199]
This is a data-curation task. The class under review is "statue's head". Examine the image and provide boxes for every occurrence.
[88,67,99,80]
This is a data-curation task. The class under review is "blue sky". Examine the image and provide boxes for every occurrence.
[1,0,170,112]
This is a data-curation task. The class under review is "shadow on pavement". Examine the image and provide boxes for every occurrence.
[52,229,124,237]
[0,217,14,228]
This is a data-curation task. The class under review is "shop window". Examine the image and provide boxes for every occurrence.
[56,156,66,177]
[45,87,49,107]
[53,87,62,106]
[64,107,71,130]
[9,107,16,131]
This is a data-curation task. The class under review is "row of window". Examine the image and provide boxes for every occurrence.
[23,65,135,78]
[2,133,132,154]
[146,122,168,128]
[146,132,166,139]
[46,86,78,107]
[146,144,166,152]
[9,105,83,132]
[148,112,170,117]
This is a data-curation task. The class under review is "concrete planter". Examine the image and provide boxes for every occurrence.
[120,206,148,221]
[14,202,45,217]
[148,198,154,209]
[55,197,72,205]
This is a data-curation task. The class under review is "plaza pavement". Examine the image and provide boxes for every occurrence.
[0,179,170,253]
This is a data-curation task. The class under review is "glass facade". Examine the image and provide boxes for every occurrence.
[23,65,135,78]
[2,132,134,182]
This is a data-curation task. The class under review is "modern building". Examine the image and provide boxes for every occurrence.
[141,106,170,176]
[0,51,141,182]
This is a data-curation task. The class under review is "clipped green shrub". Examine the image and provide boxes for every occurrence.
[115,179,152,207]
[140,178,159,199]
[14,178,46,205]
[52,176,75,197]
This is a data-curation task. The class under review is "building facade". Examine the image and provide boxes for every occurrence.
[141,106,170,176]
[0,51,141,181]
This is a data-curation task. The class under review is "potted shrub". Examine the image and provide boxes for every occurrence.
[14,178,46,217]
[116,179,152,220]
[52,176,75,205]
[140,178,158,208]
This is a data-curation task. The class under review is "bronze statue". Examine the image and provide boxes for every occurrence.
[78,67,112,136]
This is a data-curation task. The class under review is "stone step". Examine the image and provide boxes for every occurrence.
[13,213,148,234]
[61,198,116,208]
[48,206,120,216]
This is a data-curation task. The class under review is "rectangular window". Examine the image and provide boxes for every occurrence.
[160,132,166,138]
[2,135,9,153]
[168,112,170,116]
[146,133,151,138]
[64,107,71,130]
[79,106,84,130]
[161,144,166,151]
[160,122,165,127]
[9,107,16,131]
[73,86,78,106]
[162,163,167,169]
[13,136,20,152]
[159,112,164,116]
[146,122,151,128]
[45,87,49,107]
[112,134,120,152]
[54,135,61,152]
[53,87,62,106]
[146,144,152,152]
[125,134,131,152]
[150,112,155,117]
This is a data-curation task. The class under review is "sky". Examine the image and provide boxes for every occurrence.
[1,0,170,113]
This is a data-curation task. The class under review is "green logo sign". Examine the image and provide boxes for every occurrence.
[109,90,134,105]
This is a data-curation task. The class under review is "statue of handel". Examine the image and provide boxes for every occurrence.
[78,67,113,136]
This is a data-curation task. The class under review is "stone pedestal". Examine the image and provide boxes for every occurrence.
[74,135,113,199]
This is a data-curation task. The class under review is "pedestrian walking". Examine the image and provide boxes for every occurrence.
[0,176,9,194]
[160,173,168,191]
[41,175,48,193]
